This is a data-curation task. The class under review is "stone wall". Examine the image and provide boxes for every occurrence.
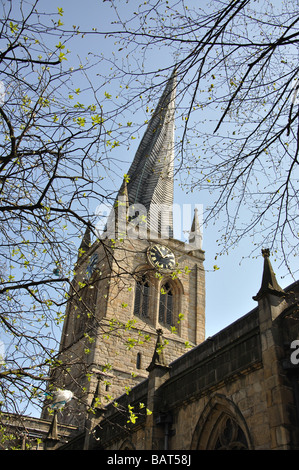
[47,235,205,431]
[81,307,263,450]
[78,283,299,450]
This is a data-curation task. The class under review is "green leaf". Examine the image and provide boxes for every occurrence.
[56,41,65,49]
[59,52,67,62]
[123,174,130,183]
[9,22,19,33]
[75,117,86,127]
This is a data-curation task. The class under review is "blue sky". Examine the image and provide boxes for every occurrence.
[36,0,297,337]
[0,0,297,420]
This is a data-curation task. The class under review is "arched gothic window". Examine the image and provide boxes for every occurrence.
[190,395,253,450]
[133,275,149,318]
[159,282,173,326]
[212,416,249,450]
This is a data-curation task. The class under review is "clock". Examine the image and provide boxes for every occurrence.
[147,244,176,271]
[85,253,99,280]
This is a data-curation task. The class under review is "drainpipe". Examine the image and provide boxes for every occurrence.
[156,413,173,450]
[164,421,170,450]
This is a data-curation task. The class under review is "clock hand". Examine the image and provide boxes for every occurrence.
[161,248,171,259]
[156,246,165,257]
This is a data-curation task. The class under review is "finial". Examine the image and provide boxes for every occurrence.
[146,329,170,372]
[188,207,202,250]
[156,328,163,340]
[79,224,91,256]
[43,410,60,449]
[253,248,285,301]
[262,248,270,258]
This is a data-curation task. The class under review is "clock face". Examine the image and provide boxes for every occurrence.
[85,253,98,280]
[147,244,176,271]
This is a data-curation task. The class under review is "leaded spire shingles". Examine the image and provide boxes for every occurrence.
[120,72,176,237]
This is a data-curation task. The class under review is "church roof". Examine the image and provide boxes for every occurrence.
[118,71,176,237]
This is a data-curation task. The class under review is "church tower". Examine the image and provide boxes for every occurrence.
[46,73,205,429]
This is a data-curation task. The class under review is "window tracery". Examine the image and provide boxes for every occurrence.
[212,416,249,450]
[133,275,150,319]
[159,282,173,326]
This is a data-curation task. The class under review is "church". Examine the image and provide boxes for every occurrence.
[2,73,299,451]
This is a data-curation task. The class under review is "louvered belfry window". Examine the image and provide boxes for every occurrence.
[159,282,173,326]
[134,275,150,318]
